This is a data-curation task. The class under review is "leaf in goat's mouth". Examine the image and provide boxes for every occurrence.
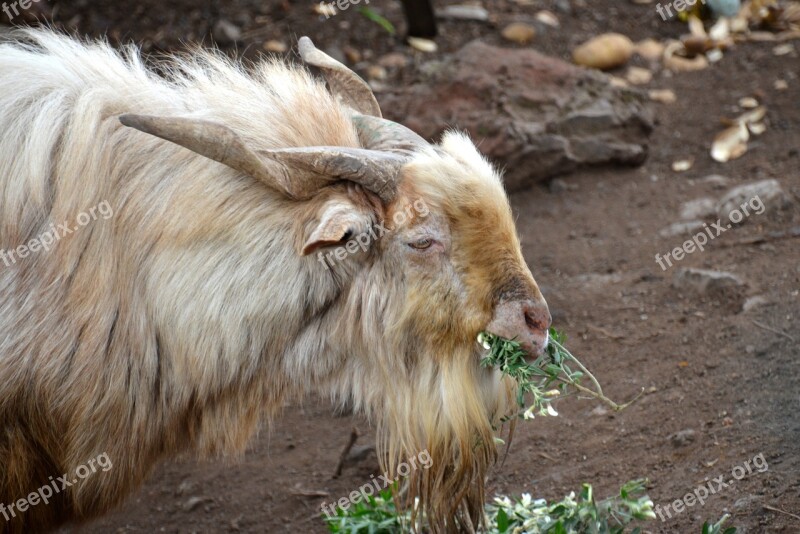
[479,328,642,421]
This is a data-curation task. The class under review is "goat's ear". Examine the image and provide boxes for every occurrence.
[301,201,372,256]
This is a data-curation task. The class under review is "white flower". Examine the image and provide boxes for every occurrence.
[545,404,559,417]
[477,333,491,350]
[544,389,561,397]
[523,405,536,420]
[520,493,532,507]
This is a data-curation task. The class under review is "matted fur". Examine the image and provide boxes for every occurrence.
[0,30,544,533]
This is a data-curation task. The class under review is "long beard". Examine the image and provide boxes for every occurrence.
[375,347,516,533]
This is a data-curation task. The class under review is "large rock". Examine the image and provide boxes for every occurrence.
[379,40,653,190]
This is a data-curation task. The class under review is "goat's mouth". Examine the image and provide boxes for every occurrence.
[480,329,550,363]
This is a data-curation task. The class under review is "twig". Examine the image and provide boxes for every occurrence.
[751,320,796,342]
[763,504,800,521]
[333,426,360,478]
[290,488,330,497]
[549,338,643,411]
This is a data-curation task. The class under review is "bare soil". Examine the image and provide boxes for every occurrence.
[17,0,798,532]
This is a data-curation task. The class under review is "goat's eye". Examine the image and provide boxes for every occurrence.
[408,238,433,250]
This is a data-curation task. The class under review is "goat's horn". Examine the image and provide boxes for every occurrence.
[119,114,404,202]
[352,114,429,155]
[298,36,382,118]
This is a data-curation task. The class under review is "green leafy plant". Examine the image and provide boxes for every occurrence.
[324,487,414,533]
[323,481,655,533]
[359,7,396,35]
[479,328,642,422]
[702,514,737,534]
[486,479,655,534]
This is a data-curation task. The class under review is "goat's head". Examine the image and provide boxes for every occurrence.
[119,37,550,531]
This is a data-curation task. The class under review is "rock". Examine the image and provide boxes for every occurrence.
[669,429,696,447]
[437,5,489,21]
[573,33,634,70]
[716,179,792,224]
[659,220,705,238]
[212,19,241,45]
[379,41,653,190]
[501,23,536,44]
[673,268,746,304]
[680,198,716,220]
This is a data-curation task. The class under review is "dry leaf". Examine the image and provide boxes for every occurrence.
[773,43,794,55]
[688,15,707,38]
[711,123,749,162]
[664,41,709,71]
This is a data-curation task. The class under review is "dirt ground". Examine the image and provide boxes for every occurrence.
[13,0,796,532]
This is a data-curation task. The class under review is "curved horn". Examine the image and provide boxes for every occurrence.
[298,36,382,118]
[119,114,404,202]
[352,113,430,155]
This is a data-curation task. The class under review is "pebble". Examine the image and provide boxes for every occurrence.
[501,23,536,45]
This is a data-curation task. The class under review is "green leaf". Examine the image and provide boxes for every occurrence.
[358,7,396,35]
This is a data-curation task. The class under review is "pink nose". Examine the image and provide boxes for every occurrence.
[486,299,552,356]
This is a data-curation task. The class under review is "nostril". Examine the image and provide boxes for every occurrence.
[524,304,551,334]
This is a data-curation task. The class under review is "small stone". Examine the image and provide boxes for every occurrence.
[669,429,696,447]
[625,66,652,85]
[573,33,634,70]
[438,4,489,21]
[659,220,705,238]
[343,45,362,64]
[535,10,560,27]
[212,19,242,45]
[716,179,792,224]
[635,38,665,61]
[699,174,731,189]
[742,295,768,312]
[366,65,387,81]
[263,40,288,53]
[407,37,438,53]
[182,496,210,512]
[501,23,536,44]
[378,52,409,69]
[649,89,677,104]
[673,268,746,300]
[680,198,716,220]
[774,79,788,90]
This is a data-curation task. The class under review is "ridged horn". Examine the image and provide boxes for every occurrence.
[298,36,382,118]
[119,114,405,202]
